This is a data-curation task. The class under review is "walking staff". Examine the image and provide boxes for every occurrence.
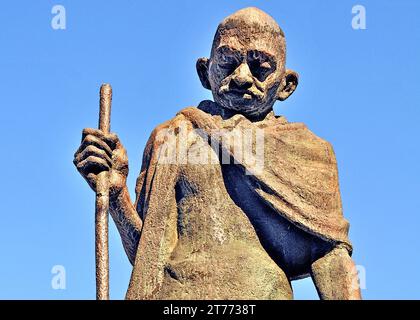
[95,83,112,300]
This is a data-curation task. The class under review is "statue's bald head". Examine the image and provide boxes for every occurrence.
[197,7,298,119]
[211,7,285,60]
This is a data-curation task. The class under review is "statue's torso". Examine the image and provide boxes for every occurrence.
[153,160,293,299]
[127,106,342,300]
[142,145,331,299]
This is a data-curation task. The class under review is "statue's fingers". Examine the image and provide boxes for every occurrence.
[75,134,113,158]
[82,128,118,150]
[82,128,102,140]
[76,156,109,176]
[104,133,119,149]
[76,145,112,167]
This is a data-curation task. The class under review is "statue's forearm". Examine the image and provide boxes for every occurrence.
[109,186,143,265]
[311,246,362,300]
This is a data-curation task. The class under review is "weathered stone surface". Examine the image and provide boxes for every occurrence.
[74,7,361,300]
[127,109,295,299]
[125,99,355,299]
[311,246,362,300]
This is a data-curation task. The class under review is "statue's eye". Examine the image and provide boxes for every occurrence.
[248,59,273,81]
[218,55,239,73]
[247,50,276,81]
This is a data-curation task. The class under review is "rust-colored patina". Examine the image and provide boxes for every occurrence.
[74,7,361,300]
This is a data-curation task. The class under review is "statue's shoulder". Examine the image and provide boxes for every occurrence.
[141,107,191,156]
[298,124,334,150]
[144,105,211,150]
[148,106,196,137]
[271,118,336,156]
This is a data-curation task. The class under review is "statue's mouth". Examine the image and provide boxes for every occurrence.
[219,83,264,103]
[226,89,256,101]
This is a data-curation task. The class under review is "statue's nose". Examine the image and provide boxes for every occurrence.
[230,62,253,90]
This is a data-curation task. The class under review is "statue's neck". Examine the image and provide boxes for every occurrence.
[198,100,275,122]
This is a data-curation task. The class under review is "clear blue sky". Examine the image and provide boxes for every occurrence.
[0,0,419,299]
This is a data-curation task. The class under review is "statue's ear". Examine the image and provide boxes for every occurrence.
[277,69,299,101]
[196,57,211,90]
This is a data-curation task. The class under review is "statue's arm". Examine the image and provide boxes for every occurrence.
[109,186,143,265]
[311,245,362,300]
[109,123,161,266]
[73,128,142,266]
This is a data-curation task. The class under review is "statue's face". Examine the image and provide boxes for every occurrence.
[208,33,285,118]
[196,8,298,119]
